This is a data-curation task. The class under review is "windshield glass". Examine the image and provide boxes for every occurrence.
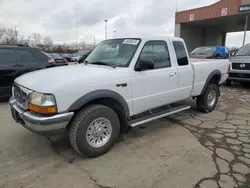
[235,44,250,56]
[85,38,141,67]
[191,46,215,56]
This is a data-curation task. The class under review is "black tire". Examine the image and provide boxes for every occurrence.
[196,84,219,113]
[69,104,120,158]
[225,80,232,86]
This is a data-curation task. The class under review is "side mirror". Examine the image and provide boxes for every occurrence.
[135,58,154,71]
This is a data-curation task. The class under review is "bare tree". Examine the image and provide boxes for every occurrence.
[0,28,5,41]
[43,36,53,47]
[26,36,30,44]
[32,32,41,46]
[18,35,26,44]
[4,29,18,44]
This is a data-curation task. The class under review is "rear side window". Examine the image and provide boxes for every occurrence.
[16,50,37,61]
[0,49,18,63]
[173,41,188,66]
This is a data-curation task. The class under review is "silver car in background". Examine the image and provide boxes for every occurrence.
[227,44,250,85]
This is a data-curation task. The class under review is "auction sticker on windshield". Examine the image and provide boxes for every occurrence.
[123,39,139,45]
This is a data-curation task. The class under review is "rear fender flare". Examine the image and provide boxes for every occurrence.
[200,70,221,96]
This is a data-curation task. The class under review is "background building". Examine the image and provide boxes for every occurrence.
[175,0,250,52]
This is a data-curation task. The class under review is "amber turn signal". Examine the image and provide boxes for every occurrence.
[28,103,57,115]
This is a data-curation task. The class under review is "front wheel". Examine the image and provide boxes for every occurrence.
[196,84,219,113]
[69,104,120,158]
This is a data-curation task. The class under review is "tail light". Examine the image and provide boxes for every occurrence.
[48,58,55,64]
[64,58,68,63]
[228,63,231,73]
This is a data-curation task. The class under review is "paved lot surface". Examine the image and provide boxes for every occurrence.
[1,85,250,188]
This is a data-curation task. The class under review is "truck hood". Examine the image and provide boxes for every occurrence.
[15,64,130,93]
[230,56,250,63]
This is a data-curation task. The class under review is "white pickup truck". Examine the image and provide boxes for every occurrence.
[9,37,230,157]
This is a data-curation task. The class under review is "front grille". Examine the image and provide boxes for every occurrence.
[229,73,250,79]
[13,84,28,109]
[232,63,250,70]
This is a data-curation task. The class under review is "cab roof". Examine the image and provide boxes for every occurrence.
[104,36,184,42]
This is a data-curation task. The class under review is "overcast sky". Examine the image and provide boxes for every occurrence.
[0,0,249,47]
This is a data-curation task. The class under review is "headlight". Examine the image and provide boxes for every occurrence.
[28,92,57,114]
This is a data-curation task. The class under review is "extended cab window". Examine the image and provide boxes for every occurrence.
[140,41,170,68]
[173,41,188,66]
[16,50,37,61]
[0,49,18,63]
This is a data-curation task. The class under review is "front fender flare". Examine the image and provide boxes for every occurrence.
[67,90,130,116]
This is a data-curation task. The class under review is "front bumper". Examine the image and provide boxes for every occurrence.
[227,72,250,82]
[9,97,74,136]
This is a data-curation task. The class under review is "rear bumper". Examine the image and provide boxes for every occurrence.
[54,63,68,67]
[9,97,74,136]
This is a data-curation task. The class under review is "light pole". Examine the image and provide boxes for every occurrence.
[15,26,18,43]
[114,30,116,38]
[243,15,248,46]
[75,14,78,44]
[176,0,179,12]
[104,20,108,39]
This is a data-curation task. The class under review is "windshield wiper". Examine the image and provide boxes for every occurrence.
[89,61,116,68]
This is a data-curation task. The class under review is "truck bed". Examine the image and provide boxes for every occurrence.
[190,58,229,96]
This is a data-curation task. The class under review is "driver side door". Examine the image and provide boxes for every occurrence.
[130,40,179,115]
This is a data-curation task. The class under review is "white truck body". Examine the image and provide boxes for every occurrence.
[9,36,230,157]
[15,37,229,116]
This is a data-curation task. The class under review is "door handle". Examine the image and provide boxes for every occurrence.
[169,72,177,77]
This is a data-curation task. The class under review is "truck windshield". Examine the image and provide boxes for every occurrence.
[235,44,250,56]
[85,38,141,67]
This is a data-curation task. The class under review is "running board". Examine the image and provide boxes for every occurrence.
[129,105,190,127]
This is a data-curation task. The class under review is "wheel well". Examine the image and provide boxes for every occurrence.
[209,74,221,85]
[69,97,128,133]
[199,72,221,97]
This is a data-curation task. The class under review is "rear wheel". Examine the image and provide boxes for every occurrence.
[69,104,120,158]
[196,84,219,113]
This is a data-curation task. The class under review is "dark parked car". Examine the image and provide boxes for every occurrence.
[60,53,73,62]
[46,53,68,66]
[0,44,58,100]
